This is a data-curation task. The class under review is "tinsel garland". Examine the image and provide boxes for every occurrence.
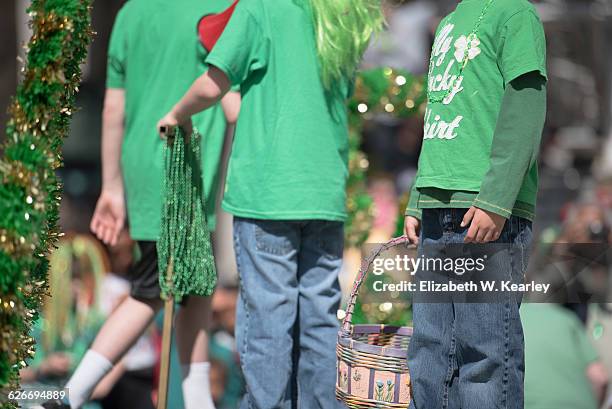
[345,67,426,248]
[0,0,92,405]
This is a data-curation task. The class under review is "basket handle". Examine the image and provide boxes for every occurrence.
[340,235,411,336]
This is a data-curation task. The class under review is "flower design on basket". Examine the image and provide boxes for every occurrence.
[454,34,481,65]
[374,379,395,402]
[353,369,362,382]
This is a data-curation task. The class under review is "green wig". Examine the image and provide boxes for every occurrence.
[309,0,384,88]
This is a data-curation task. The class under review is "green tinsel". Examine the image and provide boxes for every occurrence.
[0,0,92,405]
[157,128,217,301]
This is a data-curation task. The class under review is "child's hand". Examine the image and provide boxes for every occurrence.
[157,112,193,139]
[461,206,506,243]
[157,112,178,138]
[404,216,421,245]
[91,185,125,246]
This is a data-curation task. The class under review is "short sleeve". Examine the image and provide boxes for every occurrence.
[106,9,127,89]
[498,9,547,86]
[205,4,269,86]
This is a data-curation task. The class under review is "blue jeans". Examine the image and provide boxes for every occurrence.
[233,217,345,409]
[408,208,533,409]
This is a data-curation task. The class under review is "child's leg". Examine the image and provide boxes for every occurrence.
[453,302,523,409]
[408,303,458,409]
[176,296,212,363]
[66,296,162,408]
[175,295,215,409]
[453,216,531,409]
[66,241,164,408]
[233,217,300,409]
[90,297,163,360]
[408,208,460,409]
[295,220,343,409]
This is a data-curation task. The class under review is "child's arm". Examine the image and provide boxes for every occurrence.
[100,90,126,194]
[475,71,546,217]
[92,8,128,246]
[221,91,241,125]
[405,183,421,221]
[90,89,126,246]
[404,183,421,244]
[158,66,231,132]
[463,71,546,242]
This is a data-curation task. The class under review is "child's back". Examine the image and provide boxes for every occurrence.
[108,0,232,236]
[207,0,351,221]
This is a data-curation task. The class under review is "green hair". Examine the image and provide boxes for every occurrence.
[309,0,384,88]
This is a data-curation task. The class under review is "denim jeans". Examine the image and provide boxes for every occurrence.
[233,217,345,409]
[408,208,533,409]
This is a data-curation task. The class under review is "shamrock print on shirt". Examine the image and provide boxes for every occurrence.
[454,34,481,65]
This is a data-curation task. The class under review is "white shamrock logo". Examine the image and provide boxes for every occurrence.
[454,34,481,64]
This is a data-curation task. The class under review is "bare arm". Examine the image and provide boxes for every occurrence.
[221,91,241,125]
[101,89,126,191]
[158,66,231,134]
[90,89,126,246]
[586,361,609,407]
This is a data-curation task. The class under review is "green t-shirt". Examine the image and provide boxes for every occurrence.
[415,0,547,209]
[107,0,232,240]
[521,304,599,409]
[206,0,350,221]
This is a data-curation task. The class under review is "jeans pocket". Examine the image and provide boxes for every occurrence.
[254,221,294,256]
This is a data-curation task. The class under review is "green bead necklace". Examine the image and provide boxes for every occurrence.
[157,127,217,301]
[427,0,495,104]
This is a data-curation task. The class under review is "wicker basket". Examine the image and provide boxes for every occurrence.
[336,236,413,408]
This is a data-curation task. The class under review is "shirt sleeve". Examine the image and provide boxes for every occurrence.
[205,3,269,86]
[474,72,546,218]
[498,8,547,86]
[106,9,127,89]
[405,182,422,220]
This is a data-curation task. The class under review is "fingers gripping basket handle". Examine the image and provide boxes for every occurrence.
[340,236,411,336]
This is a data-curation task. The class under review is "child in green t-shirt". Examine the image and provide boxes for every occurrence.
[403,0,547,407]
[157,0,383,407]
[44,1,240,409]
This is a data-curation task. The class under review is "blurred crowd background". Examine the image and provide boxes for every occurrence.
[2,0,612,408]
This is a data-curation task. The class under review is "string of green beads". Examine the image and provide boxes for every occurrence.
[427,0,495,104]
[157,127,216,301]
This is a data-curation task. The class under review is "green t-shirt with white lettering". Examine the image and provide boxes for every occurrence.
[415,0,547,211]
[206,0,351,221]
[107,0,231,240]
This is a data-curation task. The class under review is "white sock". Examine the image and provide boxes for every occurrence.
[181,362,216,409]
[65,349,113,408]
